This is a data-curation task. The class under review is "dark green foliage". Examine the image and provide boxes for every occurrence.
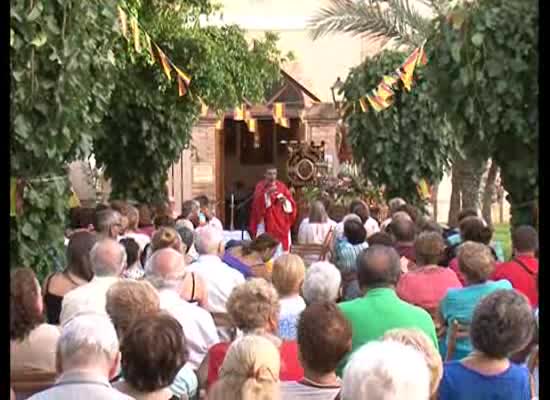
[10,0,121,272]
[342,50,458,207]
[427,0,538,227]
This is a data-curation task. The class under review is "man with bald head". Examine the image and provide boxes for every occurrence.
[146,248,219,369]
[60,238,126,325]
[336,245,437,376]
[187,226,245,314]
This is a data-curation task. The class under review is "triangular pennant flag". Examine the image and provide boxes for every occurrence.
[215,119,224,130]
[397,48,420,91]
[366,91,393,112]
[359,97,369,112]
[129,16,141,53]
[278,117,290,128]
[145,34,155,63]
[247,118,257,132]
[383,74,399,88]
[234,104,245,121]
[273,102,285,119]
[417,43,428,66]
[177,74,187,97]
[375,82,395,102]
[174,66,192,87]
[155,44,172,80]
[117,6,128,39]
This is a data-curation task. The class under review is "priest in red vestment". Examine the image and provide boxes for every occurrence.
[249,168,297,251]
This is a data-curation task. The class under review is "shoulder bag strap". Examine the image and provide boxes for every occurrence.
[513,258,537,276]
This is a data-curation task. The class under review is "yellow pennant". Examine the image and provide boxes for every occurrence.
[417,179,431,200]
[273,102,285,119]
[145,34,155,64]
[247,118,257,132]
[129,17,141,53]
[155,44,172,81]
[278,117,290,128]
[177,74,187,97]
[117,6,128,39]
[397,48,420,91]
[234,104,245,121]
[173,66,192,87]
[359,97,369,112]
[215,119,224,130]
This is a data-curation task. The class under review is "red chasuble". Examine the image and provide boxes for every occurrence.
[249,180,297,251]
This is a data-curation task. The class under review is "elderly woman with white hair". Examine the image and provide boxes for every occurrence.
[302,261,342,304]
[27,314,132,400]
[341,340,431,400]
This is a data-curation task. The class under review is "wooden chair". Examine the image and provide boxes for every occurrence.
[11,370,57,400]
[445,320,470,361]
[291,228,334,265]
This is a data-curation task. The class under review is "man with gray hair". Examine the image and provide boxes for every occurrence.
[146,248,219,368]
[60,238,126,325]
[302,261,342,304]
[341,340,430,400]
[336,245,437,375]
[95,208,123,239]
[28,314,132,400]
[187,226,245,314]
[380,197,407,231]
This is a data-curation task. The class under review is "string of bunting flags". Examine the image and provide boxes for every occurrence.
[358,41,428,113]
[117,4,192,98]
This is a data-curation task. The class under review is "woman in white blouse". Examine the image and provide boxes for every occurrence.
[298,200,337,245]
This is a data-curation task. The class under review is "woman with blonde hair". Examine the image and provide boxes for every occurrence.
[383,328,443,399]
[298,200,337,245]
[209,335,281,400]
[272,254,306,340]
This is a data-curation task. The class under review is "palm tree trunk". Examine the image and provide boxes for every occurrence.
[481,160,498,226]
[448,168,462,227]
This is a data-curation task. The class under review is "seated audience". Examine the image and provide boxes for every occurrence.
[187,226,245,313]
[146,248,219,369]
[154,214,176,230]
[282,302,351,399]
[383,328,443,399]
[438,290,535,399]
[449,216,495,284]
[389,216,417,263]
[106,280,198,399]
[43,231,97,324]
[334,218,369,300]
[195,195,224,231]
[149,227,208,307]
[366,231,415,272]
[272,254,307,340]
[222,233,279,279]
[121,205,151,251]
[492,225,538,307]
[114,313,188,400]
[337,245,438,376]
[11,268,60,376]
[204,278,304,388]
[440,242,512,360]
[60,238,126,325]
[28,314,131,400]
[397,232,462,310]
[176,200,200,231]
[302,261,342,304]
[341,340,431,400]
[208,335,281,400]
[297,200,337,245]
[95,208,123,239]
[349,199,380,238]
[119,237,144,280]
[176,225,198,264]
[137,204,155,237]
[380,197,407,231]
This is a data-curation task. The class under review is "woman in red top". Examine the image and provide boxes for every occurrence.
[397,232,462,312]
[198,278,303,390]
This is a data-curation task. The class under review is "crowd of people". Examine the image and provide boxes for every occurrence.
[10,188,539,400]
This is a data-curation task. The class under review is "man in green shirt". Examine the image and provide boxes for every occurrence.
[337,244,438,376]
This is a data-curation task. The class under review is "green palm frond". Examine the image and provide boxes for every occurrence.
[308,0,436,46]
